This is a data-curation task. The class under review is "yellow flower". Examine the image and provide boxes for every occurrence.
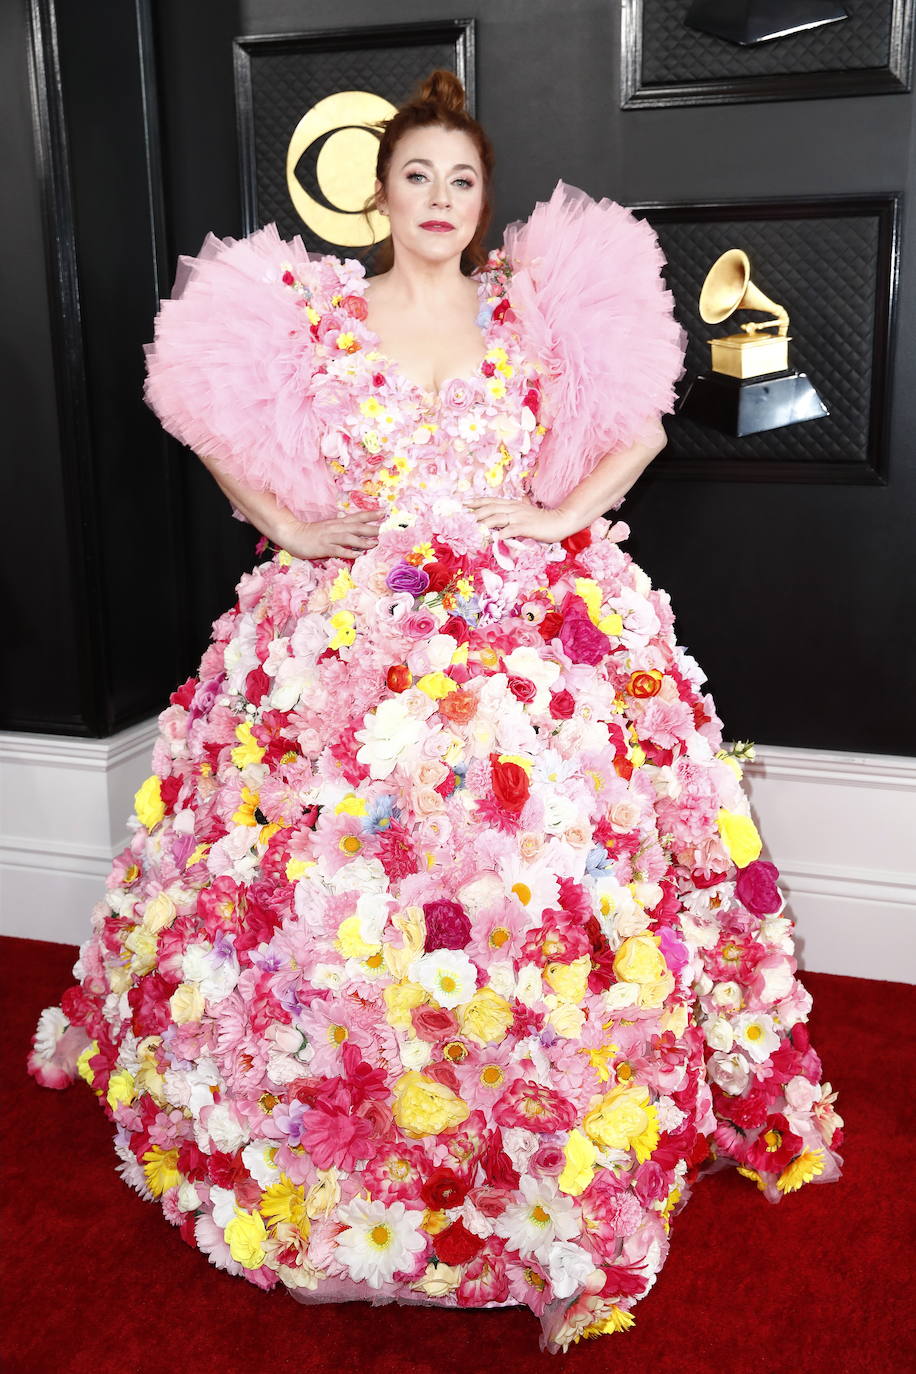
[583,1083,659,1162]
[124,924,158,976]
[259,1175,309,1233]
[574,578,603,625]
[392,1071,470,1138]
[305,1168,340,1219]
[456,576,474,596]
[457,987,514,1045]
[579,1305,636,1338]
[185,842,210,869]
[232,785,260,827]
[142,1146,180,1197]
[106,1068,136,1111]
[613,934,668,985]
[416,672,458,700]
[421,1208,450,1235]
[169,981,205,1023]
[382,908,426,980]
[285,857,313,881]
[335,914,380,961]
[231,721,266,769]
[716,808,762,867]
[544,954,591,1004]
[335,793,368,817]
[76,1040,98,1086]
[141,892,176,933]
[599,612,624,636]
[329,568,356,601]
[777,1149,826,1194]
[335,331,356,351]
[224,1206,268,1268]
[360,396,382,417]
[383,981,428,1030]
[558,1129,598,1195]
[328,610,356,649]
[134,775,165,831]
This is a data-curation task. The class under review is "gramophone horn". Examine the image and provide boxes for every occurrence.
[699,248,789,335]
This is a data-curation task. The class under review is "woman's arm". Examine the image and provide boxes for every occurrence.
[196,452,383,560]
[467,418,668,542]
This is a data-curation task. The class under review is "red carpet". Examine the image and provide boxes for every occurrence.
[2,935,914,1374]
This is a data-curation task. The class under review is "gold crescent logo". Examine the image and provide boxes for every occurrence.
[286,90,398,247]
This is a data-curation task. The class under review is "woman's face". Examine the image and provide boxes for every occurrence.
[376,124,485,267]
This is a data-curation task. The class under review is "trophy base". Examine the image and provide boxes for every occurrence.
[675,368,829,437]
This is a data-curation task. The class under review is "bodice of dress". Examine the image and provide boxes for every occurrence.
[276,253,547,518]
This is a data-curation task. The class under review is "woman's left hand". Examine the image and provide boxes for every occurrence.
[465,497,571,543]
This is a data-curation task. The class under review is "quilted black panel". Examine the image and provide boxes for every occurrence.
[638,202,894,473]
[640,0,894,83]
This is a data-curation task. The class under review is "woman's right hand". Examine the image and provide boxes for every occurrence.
[284,508,386,561]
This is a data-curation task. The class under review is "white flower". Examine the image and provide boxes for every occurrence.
[334,1197,426,1289]
[704,1015,735,1052]
[544,1240,598,1299]
[355,697,426,779]
[497,852,561,919]
[501,646,561,712]
[200,1101,250,1153]
[707,1050,750,1096]
[399,1038,433,1071]
[32,1006,68,1058]
[242,1141,282,1188]
[177,1180,202,1212]
[409,949,478,1009]
[515,963,544,1008]
[494,1176,580,1262]
[711,980,744,1012]
[732,1011,780,1063]
[181,942,240,1003]
[209,1185,238,1229]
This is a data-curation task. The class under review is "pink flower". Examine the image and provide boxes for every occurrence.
[493,1079,577,1134]
[423,899,472,951]
[299,1103,376,1171]
[457,1244,510,1305]
[557,595,610,665]
[736,859,783,915]
[521,908,590,966]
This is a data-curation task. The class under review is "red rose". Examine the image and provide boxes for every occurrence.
[372,371,386,387]
[340,293,368,320]
[411,1005,459,1044]
[434,1218,485,1266]
[522,386,540,417]
[245,666,270,706]
[442,614,470,644]
[421,1168,470,1211]
[508,676,537,703]
[386,664,412,693]
[423,899,471,950]
[481,360,496,377]
[281,269,295,286]
[548,688,575,719]
[735,859,782,915]
[492,298,511,324]
[561,528,592,556]
[490,754,530,814]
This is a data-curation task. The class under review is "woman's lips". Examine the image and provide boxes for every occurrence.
[420,222,454,231]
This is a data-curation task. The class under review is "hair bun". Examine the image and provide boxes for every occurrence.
[415,68,467,114]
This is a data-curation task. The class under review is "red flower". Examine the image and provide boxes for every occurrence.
[548,688,575,719]
[128,971,176,1037]
[479,1130,520,1189]
[744,1114,804,1172]
[421,1168,470,1211]
[561,527,592,556]
[159,773,182,812]
[170,677,196,709]
[411,1005,459,1044]
[557,595,610,665]
[372,372,386,387]
[508,675,537,703]
[423,899,471,951]
[245,666,270,706]
[434,1218,485,1265]
[736,859,783,915]
[281,269,296,286]
[489,754,530,814]
[492,298,511,324]
[493,1079,577,1134]
[522,386,540,417]
[481,360,496,377]
[423,561,453,592]
[341,293,368,320]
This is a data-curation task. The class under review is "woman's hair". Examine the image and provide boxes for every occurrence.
[363,69,495,273]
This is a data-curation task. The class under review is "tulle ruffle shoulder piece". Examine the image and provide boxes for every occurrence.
[501,181,688,509]
[143,225,342,523]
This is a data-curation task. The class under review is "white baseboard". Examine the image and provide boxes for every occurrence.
[1,723,913,981]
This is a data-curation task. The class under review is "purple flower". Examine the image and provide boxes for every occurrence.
[385,561,430,596]
[423,900,472,951]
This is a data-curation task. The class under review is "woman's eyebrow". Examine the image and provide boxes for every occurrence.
[397,157,477,173]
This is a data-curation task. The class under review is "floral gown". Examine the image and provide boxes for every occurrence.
[28,182,843,1352]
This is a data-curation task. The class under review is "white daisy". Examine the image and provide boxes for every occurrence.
[494,1176,581,1263]
[497,851,560,919]
[409,949,478,1009]
[732,1010,780,1063]
[334,1197,426,1289]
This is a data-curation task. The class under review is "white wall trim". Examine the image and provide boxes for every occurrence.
[1,725,914,981]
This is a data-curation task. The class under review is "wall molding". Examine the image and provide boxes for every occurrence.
[1,725,913,980]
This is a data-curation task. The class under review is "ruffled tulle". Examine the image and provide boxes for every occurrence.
[143,225,341,524]
[503,181,688,509]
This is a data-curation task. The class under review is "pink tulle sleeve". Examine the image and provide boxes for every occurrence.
[143,224,340,523]
[502,180,688,509]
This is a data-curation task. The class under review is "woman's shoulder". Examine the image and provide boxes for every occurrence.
[170,223,368,310]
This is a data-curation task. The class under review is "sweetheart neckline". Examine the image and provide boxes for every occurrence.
[357,271,493,405]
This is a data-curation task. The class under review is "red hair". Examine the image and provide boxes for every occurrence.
[363,69,495,274]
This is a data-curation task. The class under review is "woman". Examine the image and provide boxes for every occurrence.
[28,70,842,1352]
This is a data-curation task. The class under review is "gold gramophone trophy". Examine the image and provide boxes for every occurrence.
[677,248,829,436]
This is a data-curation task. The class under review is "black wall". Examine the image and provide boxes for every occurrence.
[3,0,915,753]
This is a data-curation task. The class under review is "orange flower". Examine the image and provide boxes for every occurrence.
[438,690,477,724]
[628,670,663,698]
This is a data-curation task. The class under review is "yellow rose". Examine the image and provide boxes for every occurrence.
[558,1129,598,1196]
[383,981,428,1030]
[583,1083,659,1163]
[545,998,586,1039]
[544,954,591,1004]
[124,924,158,976]
[134,775,165,831]
[142,892,177,933]
[716,808,762,868]
[169,981,205,1024]
[457,987,514,1045]
[225,1206,268,1268]
[613,934,668,986]
[637,972,675,1009]
[392,1071,470,1138]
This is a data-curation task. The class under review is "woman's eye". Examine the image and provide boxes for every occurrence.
[454,178,474,189]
